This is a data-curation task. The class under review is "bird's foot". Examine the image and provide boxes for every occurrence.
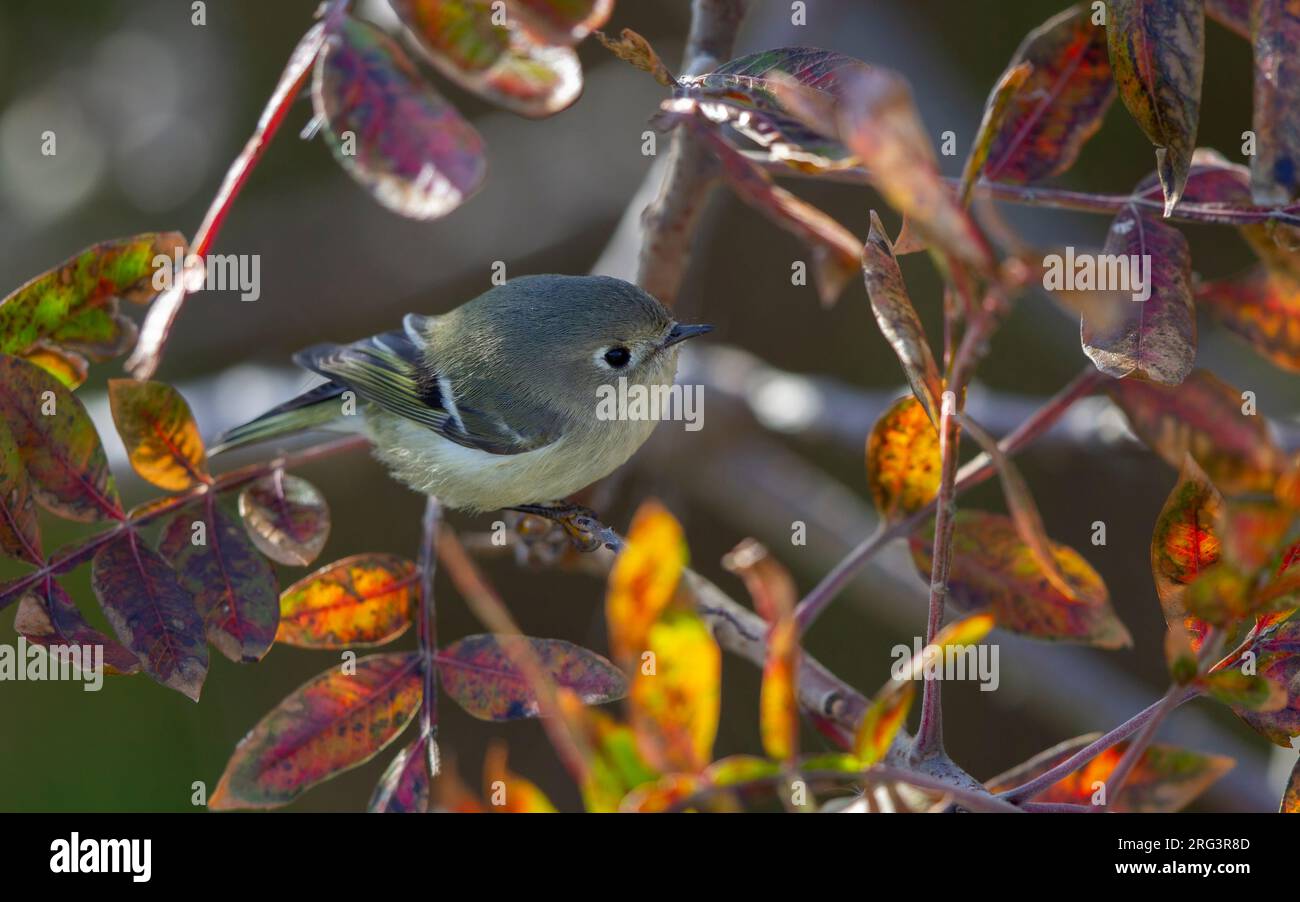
[508,502,609,553]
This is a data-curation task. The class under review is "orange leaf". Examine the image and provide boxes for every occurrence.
[867,396,941,522]
[605,499,687,664]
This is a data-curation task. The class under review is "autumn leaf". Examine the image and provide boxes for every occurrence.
[981,4,1114,186]
[276,553,416,649]
[483,741,557,812]
[158,499,279,663]
[1105,0,1204,215]
[0,233,184,383]
[237,472,330,567]
[391,0,582,118]
[437,634,626,720]
[313,14,486,219]
[1196,668,1287,711]
[91,531,207,700]
[606,499,687,664]
[506,0,612,45]
[866,396,941,522]
[1283,757,1300,813]
[986,734,1233,811]
[1108,369,1284,495]
[1081,204,1195,385]
[910,511,1129,647]
[721,538,797,625]
[0,355,121,522]
[1249,0,1300,203]
[1224,616,1300,746]
[759,615,800,763]
[960,61,1032,204]
[0,419,41,565]
[618,773,705,813]
[368,733,435,813]
[630,609,721,774]
[1151,455,1221,645]
[593,27,675,86]
[861,212,943,423]
[211,652,422,809]
[556,691,658,812]
[15,579,140,675]
[1196,265,1300,373]
[108,379,208,491]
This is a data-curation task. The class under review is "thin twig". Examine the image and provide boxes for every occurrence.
[416,496,442,785]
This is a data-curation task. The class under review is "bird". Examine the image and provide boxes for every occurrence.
[211,274,712,544]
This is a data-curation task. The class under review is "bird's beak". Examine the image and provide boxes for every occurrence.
[662,322,714,349]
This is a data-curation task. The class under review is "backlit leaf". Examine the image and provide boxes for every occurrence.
[1106,0,1204,215]
[237,472,330,567]
[506,0,612,45]
[909,511,1129,647]
[593,28,675,87]
[606,499,687,664]
[0,419,40,564]
[90,531,207,699]
[1081,204,1194,385]
[437,634,626,720]
[0,355,120,522]
[760,615,799,762]
[1284,757,1300,812]
[15,580,140,675]
[1108,369,1284,495]
[986,734,1233,811]
[313,15,486,219]
[704,754,781,788]
[1250,1,1300,203]
[630,610,721,774]
[866,396,941,522]
[20,344,88,390]
[159,499,279,663]
[211,652,422,809]
[861,212,943,422]
[368,733,435,813]
[618,773,705,813]
[959,61,1032,204]
[720,538,797,626]
[0,233,183,366]
[1225,616,1300,746]
[107,379,208,491]
[483,741,557,812]
[277,553,415,649]
[1151,455,1221,644]
[391,0,582,118]
[1196,265,1300,373]
[1196,668,1287,711]
[557,693,658,812]
[853,683,912,768]
[981,4,1114,186]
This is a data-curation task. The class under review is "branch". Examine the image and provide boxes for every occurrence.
[416,496,442,776]
[635,0,749,306]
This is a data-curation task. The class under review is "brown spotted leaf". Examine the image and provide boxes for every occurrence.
[238,472,330,567]
[158,499,279,663]
[15,579,140,675]
[368,733,435,813]
[866,395,941,523]
[1106,0,1204,216]
[909,510,1129,647]
[981,4,1115,186]
[108,379,208,492]
[211,652,422,809]
[0,355,121,523]
[1108,369,1284,494]
[90,531,207,700]
[861,211,943,422]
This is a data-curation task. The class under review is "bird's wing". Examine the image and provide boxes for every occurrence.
[293,328,559,456]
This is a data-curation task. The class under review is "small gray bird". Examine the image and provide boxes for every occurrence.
[212,274,711,525]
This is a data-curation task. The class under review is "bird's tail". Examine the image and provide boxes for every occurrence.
[209,381,350,456]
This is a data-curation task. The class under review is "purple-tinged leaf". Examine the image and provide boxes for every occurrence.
[981,4,1114,186]
[1196,264,1300,373]
[1250,1,1300,203]
[1106,0,1204,216]
[392,0,582,118]
[369,733,436,813]
[15,580,141,675]
[0,419,41,565]
[1207,0,1250,36]
[1224,616,1300,746]
[91,531,207,700]
[438,634,627,721]
[1080,203,1195,385]
[0,355,121,523]
[313,15,487,220]
[211,652,422,809]
[237,472,330,567]
[861,211,943,422]
[159,499,280,664]
[959,61,1032,204]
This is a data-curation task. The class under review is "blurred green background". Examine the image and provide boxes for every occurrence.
[0,0,1294,811]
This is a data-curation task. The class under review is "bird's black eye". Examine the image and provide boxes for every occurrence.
[604,347,631,368]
